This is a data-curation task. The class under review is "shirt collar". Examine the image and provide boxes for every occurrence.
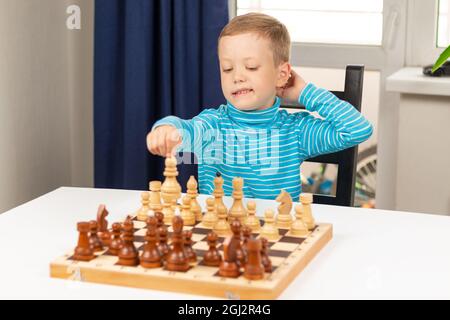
[226,97,281,126]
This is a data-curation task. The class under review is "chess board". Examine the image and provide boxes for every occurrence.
[50,216,332,299]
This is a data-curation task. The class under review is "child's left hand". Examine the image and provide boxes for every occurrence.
[276,69,307,102]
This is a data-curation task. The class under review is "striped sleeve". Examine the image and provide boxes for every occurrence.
[151,108,220,154]
[296,83,373,159]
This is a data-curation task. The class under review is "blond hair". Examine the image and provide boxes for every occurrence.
[218,13,291,65]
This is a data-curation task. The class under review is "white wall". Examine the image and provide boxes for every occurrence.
[0,0,93,213]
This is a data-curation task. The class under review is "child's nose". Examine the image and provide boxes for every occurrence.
[233,69,246,83]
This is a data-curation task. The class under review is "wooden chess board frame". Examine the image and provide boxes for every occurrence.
[50,217,332,299]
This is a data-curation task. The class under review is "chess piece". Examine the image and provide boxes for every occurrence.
[149,180,163,212]
[202,197,218,228]
[97,204,111,246]
[213,172,226,212]
[183,230,197,263]
[155,211,165,229]
[290,204,309,237]
[275,190,293,228]
[137,191,151,221]
[165,216,190,272]
[260,237,272,273]
[161,156,181,224]
[73,222,95,261]
[140,216,162,268]
[300,193,315,230]
[218,237,240,278]
[187,176,202,222]
[230,219,246,267]
[242,225,252,253]
[203,232,222,267]
[117,219,139,266]
[260,209,279,240]
[228,177,247,223]
[243,238,265,280]
[180,195,196,226]
[213,203,231,236]
[157,225,170,259]
[109,222,123,255]
[245,200,260,232]
[89,220,103,252]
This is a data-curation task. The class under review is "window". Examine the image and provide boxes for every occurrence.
[236,0,383,45]
[438,0,450,47]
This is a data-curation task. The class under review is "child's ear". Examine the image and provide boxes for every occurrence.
[276,62,292,87]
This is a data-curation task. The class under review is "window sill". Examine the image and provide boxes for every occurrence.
[386,67,450,97]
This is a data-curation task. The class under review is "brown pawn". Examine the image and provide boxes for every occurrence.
[183,230,197,263]
[97,204,111,246]
[89,220,103,252]
[109,222,123,255]
[165,216,190,272]
[203,232,222,267]
[155,211,165,229]
[260,237,272,273]
[117,219,139,266]
[241,226,252,263]
[140,216,162,268]
[219,237,240,278]
[157,226,170,259]
[243,238,265,280]
[230,219,246,268]
[73,222,95,261]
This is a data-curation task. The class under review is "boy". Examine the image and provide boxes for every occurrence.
[147,13,373,201]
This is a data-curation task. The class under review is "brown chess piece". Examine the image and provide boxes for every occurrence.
[117,219,139,266]
[243,238,265,280]
[155,211,165,229]
[89,220,103,252]
[165,216,190,272]
[183,230,197,263]
[97,204,111,247]
[73,222,95,261]
[203,232,222,267]
[140,216,162,268]
[219,237,240,278]
[109,222,123,255]
[230,219,246,268]
[242,225,252,259]
[157,225,170,259]
[260,237,272,273]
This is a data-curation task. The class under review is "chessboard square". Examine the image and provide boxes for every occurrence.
[190,227,211,235]
[191,233,206,242]
[184,226,194,231]
[134,241,144,248]
[279,229,289,236]
[133,221,147,229]
[192,241,209,251]
[134,236,145,243]
[270,242,298,252]
[134,228,147,236]
[280,235,306,244]
[268,249,291,258]
[270,256,285,267]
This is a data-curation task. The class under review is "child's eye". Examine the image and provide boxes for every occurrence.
[222,68,233,73]
[246,67,259,71]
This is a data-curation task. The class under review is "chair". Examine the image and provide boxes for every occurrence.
[281,65,364,206]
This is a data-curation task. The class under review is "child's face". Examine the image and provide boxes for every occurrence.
[218,33,289,111]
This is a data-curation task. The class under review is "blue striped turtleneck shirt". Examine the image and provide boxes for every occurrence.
[152,83,373,201]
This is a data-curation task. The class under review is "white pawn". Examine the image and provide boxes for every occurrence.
[202,198,218,229]
[290,205,309,237]
[260,209,279,241]
[213,203,231,236]
[300,193,315,230]
[180,195,196,226]
[137,192,150,221]
[245,200,260,232]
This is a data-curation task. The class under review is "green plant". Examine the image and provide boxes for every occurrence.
[432,44,450,73]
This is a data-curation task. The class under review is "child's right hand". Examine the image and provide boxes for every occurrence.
[146,125,182,157]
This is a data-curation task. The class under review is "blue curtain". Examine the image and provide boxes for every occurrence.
[94,0,228,190]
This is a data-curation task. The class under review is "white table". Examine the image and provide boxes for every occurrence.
[1,187,449,299]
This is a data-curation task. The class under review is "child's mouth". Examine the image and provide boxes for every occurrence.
[232,88,253,97]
